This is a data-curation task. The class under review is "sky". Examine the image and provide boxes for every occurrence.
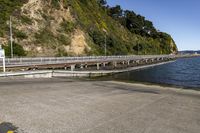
[107,0,200,51]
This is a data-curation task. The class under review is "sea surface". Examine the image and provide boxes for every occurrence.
[97,57,200,89]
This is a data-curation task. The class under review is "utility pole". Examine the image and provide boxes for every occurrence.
[103,5,107,57]
[105,34,107,56]
[10,16,13,58]
[103,29,107,56]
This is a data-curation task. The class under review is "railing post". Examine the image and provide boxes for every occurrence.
[96,63,100,70]
[3,57,5,72]
[71,65,75,71]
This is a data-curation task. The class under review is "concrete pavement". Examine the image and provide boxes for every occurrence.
[0,78,199,133]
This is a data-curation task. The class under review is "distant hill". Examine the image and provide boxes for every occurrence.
[179,50,200,54]
[0,0,177,57]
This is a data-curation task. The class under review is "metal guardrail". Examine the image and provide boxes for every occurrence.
[0,55,174,67]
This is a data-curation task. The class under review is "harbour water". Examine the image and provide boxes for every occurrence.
[98,57,200,89]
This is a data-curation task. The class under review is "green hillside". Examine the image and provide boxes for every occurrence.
[0,0,177,57]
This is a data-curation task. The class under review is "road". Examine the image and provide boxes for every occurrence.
[0,54,198,69]
[0,78,199,133]
[0,55,173,67]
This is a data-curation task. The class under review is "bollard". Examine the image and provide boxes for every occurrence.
[113,62,117,67]
[103,62,106,67]
[80,64,84,69]
[96,63,100,70]
[71,65,75,71]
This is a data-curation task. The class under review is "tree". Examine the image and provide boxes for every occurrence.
[108,5,123,19]
[97,0,107,6]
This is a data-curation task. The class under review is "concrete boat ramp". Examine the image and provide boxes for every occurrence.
[0,58,199,133]
[0,78,199,133]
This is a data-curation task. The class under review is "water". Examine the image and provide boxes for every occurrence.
[97,57,200,89]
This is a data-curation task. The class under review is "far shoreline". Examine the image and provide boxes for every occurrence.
[107,80,200,95]
[87,75,200,92]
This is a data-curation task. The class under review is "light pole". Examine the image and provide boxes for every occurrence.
[10,16,13,58]
[104,34,107,56]
[103,29,107,56]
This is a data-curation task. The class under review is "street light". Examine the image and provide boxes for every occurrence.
[10,16,13,58]
[104,34,107,56]
[103,29,107,56]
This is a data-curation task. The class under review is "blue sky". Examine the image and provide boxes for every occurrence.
[107,0,200,51]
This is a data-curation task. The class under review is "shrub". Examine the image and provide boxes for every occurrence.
[14,30,28,39]
[21,15,32,25]
[51,0,60,9]
[0,31,3,37]
[56,48,68,57]
[89,30,105,46]
[57,34,71,45]
[3,42,26,57]
[60,21,76,33]
[35,28,56,44]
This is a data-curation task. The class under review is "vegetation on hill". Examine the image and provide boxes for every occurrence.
[68,0,177,55]
[0,0,27,37]
[0,0,28,57]
[0,0,177,57]
[2,42,26,57]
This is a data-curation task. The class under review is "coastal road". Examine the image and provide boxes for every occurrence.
[0,55,173,67]
[0,78,199,133]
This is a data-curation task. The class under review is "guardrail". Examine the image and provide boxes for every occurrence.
[0,55,175,67]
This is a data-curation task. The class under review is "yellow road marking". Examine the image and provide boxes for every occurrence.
[7,131,14,133]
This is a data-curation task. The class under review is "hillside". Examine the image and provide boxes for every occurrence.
[0,0,177,57]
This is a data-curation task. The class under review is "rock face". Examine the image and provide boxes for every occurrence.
[66,29,90,55]
[1,0,90,56]
[0,0,177,56]
[21,0,89,56]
